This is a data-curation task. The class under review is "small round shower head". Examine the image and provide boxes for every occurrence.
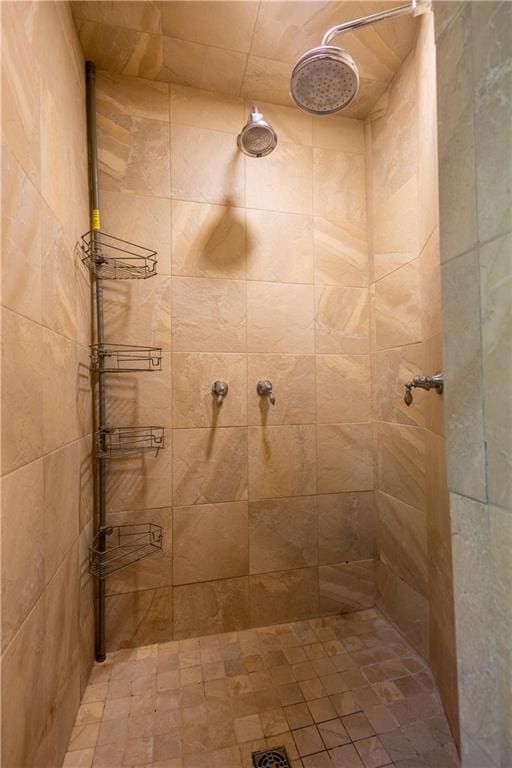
[290,45,359,115]
[237,107,277,158]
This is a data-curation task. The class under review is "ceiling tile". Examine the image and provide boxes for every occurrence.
[161,1,259,53]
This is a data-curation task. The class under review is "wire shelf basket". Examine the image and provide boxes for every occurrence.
[96,426,165,458]
[91,344,162,372]
[79,230,157,279]
[88,523,163,579]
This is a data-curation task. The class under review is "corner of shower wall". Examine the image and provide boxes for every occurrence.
[365,10,459,744]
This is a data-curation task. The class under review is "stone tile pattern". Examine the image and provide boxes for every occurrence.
[63,609,459,768]
[1,3,94,768]
[70,1,418,119]
[435,3,512,766]
[365,11,459,744]
[94,72,379,651]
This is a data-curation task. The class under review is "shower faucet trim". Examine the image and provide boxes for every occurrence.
[404,372,444,406]
[256,379,276,405]
[211,380,228,407]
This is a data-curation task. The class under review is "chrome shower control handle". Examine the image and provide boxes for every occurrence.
[404,372,444,406]
[256,379,276,405]
[211,380,228,407]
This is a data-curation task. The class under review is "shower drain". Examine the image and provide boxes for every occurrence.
[252,746,291,768]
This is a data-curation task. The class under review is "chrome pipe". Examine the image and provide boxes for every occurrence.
[322,0,430,46]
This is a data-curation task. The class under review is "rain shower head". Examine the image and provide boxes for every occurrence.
[290,46,359,116]
[290,0,431,116]
[237,107,277,158]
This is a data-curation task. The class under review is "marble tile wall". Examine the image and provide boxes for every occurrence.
[435,2,512,766]
[94,72,378,652]
[366,10,459,745]
[1,2,93,767]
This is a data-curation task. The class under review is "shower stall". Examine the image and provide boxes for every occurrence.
[1,1,510,767]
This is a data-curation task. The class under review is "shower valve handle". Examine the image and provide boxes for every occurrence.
[257,379,276,405]
[404,373,444,406]
[211,380,228,407]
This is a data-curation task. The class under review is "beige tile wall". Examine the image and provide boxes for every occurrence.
[365,11,459,743]
[95,73,377,648]
[435,2,512,765]
[1,2,93,766]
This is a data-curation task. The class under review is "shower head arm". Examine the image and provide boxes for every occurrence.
[321,0,431,46]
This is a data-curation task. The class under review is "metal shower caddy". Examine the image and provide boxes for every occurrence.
[81,60,164,662]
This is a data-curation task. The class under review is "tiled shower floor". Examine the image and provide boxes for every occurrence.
[64,609,459,768]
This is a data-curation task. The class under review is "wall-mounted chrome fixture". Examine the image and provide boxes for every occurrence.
[237,106,278,158]
[257,379,276,405]
[290,0,431,115]
[404,373,444,406]
[211,380,229,407]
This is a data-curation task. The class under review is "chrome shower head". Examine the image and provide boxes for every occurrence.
[237,106,277,158]
[290,45,359,115]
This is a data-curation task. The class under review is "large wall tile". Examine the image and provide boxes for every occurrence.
[420,228,443,340]
[250,568,318,627]
[371,344,425,428]
[377,561,429,657]
[173,427,248,505]
[78,21,164,80]
[315,286,369,354]
[1,459,45,651]
[107,345,172,429]
[105,586,173,650]
[247,282,314,354]
[249,496,317,574]
[1,1,41,187]
[161,1,258,53]
[441,250,486,501]
[313,149,366,227]
[471,1,512,244]
[43,441,80,585]
[172,276,246,353]
[246,141,313,215]
[105,507,172,596]
[1,309,43,475]
[377,491,428,596]
[247,354,315,426]
[101,190,171,275]
[1,146,42,323]
[103,275,172,348]
[372,176,420,281]
[173,501,248,584]
[317,423,374,494]
[246,210,313,284]
[480,232,512,510]
[42,211,77,340]
[376,422,426,511]
[170,83,243,132]
[107,449,172,513]
[247,99,312,147]
[373,260,422,350]
[241,55,293,112]
[248,425,316,500]
[319,560,376,614]
[171,123,244,205]
[318,492,376,565]
[97,70,169,122]
[312,114,365,154]
[98,109,170,197]
[174,577,249,639]
[171,199,246,280]
[489,504,512,765]
[450,494,500,766]
[42,330,86,454]
[173,352,247,428]
[314,218,368,288]
[1,596,48,768]
[316,355,371,424]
